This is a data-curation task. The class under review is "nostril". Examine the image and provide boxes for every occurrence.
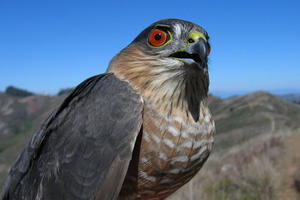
[188,38,195,43]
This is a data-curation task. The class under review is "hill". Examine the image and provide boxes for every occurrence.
[0,92,66,188]
[169,91,300,200]
[209,91,300,151]
[1,91,300,199]
[4,86,35,97]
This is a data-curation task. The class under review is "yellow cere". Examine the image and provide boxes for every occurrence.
[188,31,207,42]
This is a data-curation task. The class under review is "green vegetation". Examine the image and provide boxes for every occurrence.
[5,86,34,97]
[0,133,25,153]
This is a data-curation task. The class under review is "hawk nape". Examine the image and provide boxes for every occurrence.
[1,19,215,200]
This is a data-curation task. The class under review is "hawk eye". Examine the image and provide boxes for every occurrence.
[149,29,167,47]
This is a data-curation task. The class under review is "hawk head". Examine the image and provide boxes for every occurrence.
[108,19,211,121]
[132,19,210,70]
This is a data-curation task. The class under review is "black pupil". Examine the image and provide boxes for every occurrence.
[154,33,162,41]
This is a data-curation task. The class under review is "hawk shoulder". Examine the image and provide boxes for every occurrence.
[1,73,143,200]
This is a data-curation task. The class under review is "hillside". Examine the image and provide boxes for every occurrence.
[0,92,66,188]
[209,91,300,151]
[169,91,300,200]
[1,91,300,199]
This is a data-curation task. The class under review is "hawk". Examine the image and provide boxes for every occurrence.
[1,19,215,200]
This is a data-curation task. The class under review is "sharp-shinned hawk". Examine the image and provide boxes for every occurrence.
[1,19,215,200]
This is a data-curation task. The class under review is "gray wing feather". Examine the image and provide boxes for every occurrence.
[1,73,143,200]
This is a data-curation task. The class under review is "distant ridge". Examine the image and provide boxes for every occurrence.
[280,93,300,104]
[208,90,300,151]
[212,90,300,103]
[5,86,35,97]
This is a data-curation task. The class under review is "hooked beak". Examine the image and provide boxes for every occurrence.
[169,38,209,69]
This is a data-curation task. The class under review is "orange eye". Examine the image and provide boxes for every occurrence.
[149,29,167,47]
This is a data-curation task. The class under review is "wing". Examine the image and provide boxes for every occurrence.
[1,73,143,200]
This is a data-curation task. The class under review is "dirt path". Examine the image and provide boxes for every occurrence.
[280,129,300,200]
[264,113,276,134]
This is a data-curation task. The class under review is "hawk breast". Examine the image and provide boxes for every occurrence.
[137,101,215,198]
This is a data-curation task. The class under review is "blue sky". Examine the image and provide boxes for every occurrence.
[1,0,300,97]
